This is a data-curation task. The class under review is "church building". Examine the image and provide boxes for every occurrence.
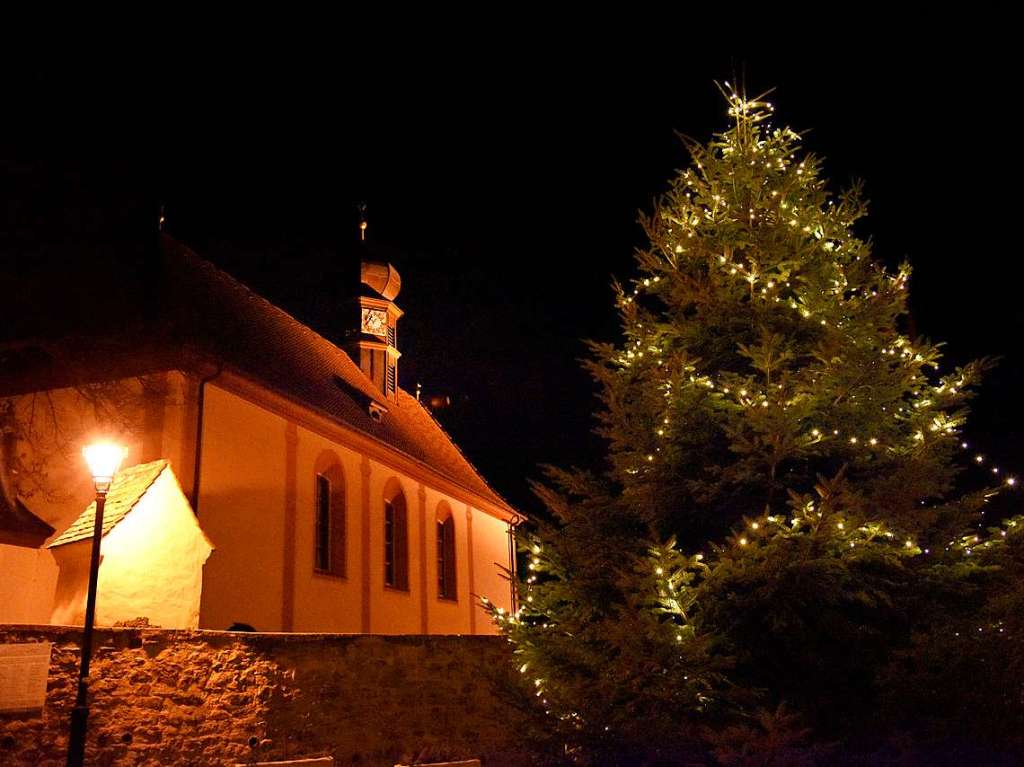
[0,234,520,634]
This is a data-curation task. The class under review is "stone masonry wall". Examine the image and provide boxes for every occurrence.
[0,626,539,766]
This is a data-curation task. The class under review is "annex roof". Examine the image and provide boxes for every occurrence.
[49,460,168,548]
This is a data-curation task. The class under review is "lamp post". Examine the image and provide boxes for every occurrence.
[66,442,124,767]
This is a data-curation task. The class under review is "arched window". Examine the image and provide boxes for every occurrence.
[314,453,346,577]
[383,479,409,590]
[436,503,457,601]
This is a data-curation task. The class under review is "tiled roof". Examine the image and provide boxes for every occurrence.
[0,494,55,548]
[49,460,168,548]
[159,237,515,516]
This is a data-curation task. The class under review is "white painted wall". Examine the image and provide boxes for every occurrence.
[50,466,212,629]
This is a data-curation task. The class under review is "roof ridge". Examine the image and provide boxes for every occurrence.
[163,235,388,407]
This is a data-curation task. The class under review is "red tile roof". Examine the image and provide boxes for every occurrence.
[49,460,168,548]
[159,237,515,517]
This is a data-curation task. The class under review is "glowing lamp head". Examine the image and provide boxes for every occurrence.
[82,442,125,493]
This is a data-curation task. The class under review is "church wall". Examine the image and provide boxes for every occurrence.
[367,463,423,634]
[365,468,510,636]
[0,545,59,623]
[290,429,364,633]
[5,385,135,539]
[470,510,513,631]
[195,380,512,635]
[159,370,199,502]
[196,383,289,631]
[423,487,471,635]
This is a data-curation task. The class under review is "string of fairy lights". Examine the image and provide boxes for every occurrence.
[612,88,1019,510]
[480,86,1022,725]
[487,467,1022,723]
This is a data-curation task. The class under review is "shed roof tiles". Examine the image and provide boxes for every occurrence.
[49,459,168,548]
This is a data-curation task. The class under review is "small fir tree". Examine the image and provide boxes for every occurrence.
[487,85,1023,764]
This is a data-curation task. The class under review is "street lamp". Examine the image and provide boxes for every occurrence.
[66,441,125,767]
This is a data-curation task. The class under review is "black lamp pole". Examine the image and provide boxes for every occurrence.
[65,488,107,767]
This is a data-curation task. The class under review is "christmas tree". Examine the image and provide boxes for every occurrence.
[488,86,1024,763]
[598,85,990,540]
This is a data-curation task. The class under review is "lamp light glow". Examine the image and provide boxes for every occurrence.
[82,442,125,493]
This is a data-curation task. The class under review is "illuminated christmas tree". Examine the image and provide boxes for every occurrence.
[600,86,994,539]
[489,86,1024,762]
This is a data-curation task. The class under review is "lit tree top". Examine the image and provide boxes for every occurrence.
[589,84,991,537]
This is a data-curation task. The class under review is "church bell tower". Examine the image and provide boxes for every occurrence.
[349,260,402,401]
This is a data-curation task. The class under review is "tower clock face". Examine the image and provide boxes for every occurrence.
[361,308,388,337]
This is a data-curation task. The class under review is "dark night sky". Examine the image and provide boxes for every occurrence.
[2,38,1021,515]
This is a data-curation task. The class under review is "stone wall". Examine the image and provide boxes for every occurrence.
[0,626,540,766]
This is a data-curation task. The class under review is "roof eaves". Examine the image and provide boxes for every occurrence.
[217,365,519,519]
[405,392,522,520]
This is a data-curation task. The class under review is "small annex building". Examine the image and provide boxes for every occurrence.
[48,459,212,629]
[0,233,520,634]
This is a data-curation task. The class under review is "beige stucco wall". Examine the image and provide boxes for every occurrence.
[424,492,469,635]
[50,466,212,629]
[160,371,199,501]
[366,466,421,634]
[0,544,58,623]
[470,509,513,631]
[196,384,289,631]
[196,382,512,634]
[290,429,364,633]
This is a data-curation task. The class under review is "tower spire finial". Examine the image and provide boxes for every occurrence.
[358,202,368,242]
